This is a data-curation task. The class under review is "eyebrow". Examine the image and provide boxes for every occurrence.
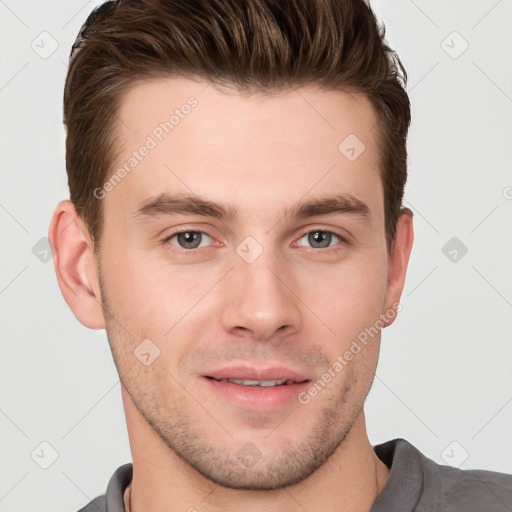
[133,191,370,223]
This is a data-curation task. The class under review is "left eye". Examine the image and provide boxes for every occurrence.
[298,230,343,249]
[167,231,213,250]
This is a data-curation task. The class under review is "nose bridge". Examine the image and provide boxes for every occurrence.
[220,243,302,339]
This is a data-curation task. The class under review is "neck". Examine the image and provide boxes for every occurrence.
[123,387,389,512]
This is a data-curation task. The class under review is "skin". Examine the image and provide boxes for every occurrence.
[49,77,413,512]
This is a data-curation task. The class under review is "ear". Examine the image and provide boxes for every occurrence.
[382,208,414,327]
[48,200,106,329]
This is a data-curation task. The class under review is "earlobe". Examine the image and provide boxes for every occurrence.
[48,200,106,329]
[382,208,414,327]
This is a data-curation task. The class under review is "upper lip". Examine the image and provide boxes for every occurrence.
[205,365,310,382]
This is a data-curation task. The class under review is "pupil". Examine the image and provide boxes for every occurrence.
[309,231,330,248]
[179,231,200,249]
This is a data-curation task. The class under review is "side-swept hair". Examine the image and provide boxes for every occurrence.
[64,0,410,251]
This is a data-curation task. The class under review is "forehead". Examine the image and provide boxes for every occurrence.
[106,77,382,225]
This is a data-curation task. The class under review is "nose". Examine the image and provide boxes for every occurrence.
[220,249,302,341]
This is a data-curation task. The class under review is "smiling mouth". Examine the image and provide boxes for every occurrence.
[205,376,309,387]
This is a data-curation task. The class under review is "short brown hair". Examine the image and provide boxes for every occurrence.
[64,0,410,252]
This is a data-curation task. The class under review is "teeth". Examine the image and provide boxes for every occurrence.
[222,378,289,387]
[260,380,286,387]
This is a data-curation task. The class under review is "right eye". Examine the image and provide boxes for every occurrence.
[163,230,214,251]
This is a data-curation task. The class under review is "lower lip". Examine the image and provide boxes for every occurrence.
[203,377,310,410]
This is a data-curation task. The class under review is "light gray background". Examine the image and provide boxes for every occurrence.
[1,0,511,510]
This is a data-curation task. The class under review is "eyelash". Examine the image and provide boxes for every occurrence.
[161,228,348,256]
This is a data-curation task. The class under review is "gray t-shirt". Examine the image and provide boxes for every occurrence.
[77,438,512,511]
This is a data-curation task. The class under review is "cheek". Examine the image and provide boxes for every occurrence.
[296,252,388,341]
[100,248,220,344]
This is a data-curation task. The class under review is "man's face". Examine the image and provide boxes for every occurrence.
[97,77,395,489]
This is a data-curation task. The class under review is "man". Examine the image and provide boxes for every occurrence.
[48,0,512,511]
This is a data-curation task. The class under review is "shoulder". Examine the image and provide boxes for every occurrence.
[427,462,512,510]
[74,463,133,512]
[373,438,512,511]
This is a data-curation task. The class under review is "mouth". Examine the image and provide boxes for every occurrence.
[202,366,311,409]
[205,376,309,387]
